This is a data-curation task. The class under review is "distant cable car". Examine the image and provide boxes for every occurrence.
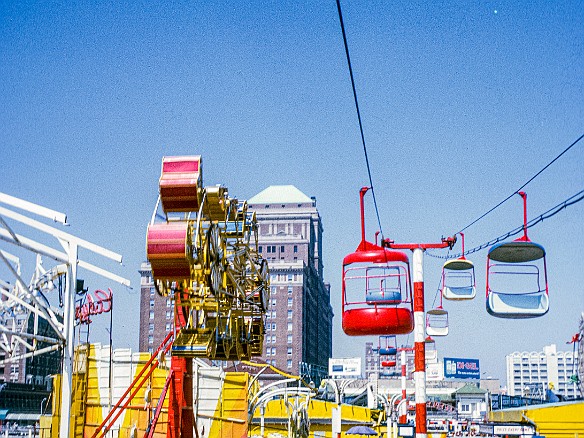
[442,233,476,301]
[426,297,448,337]
[378,335,398,367]
[486,191,549,318]
[342,188,414,336]
[378,335,398,356]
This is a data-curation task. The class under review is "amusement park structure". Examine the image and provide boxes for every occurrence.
[0,192,131,438]
[342,186,456,437]
[139,155,270,438]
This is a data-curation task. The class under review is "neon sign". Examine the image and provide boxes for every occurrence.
[75,288,113,323]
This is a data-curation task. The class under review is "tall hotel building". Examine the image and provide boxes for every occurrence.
[506,344,580,398]
[139,185,333,376]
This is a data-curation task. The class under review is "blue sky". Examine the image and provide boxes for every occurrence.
[1,1,582,382]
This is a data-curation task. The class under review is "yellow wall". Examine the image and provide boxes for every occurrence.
[489,401,584,438]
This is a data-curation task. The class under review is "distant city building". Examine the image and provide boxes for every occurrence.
[506,344,580,398]
[138,185,334,378]
[364,342,415,380]
[0,311,59,387]
[248,185,333,376]
[138,263,172,354]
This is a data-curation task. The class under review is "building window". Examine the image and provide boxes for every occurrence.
[287,274,292,281]
[272,311,277,318]
[165,323,171,331]
[266,337,271,344]
[288,286,293,294]
[272,335,276,343]
[272,286,277,295]
[259,246,263,253]
[281,245,285,252]
[287,360,293,368]
[287,322,293,331]
[148,347,153,354]
[294,245,298,253]
[166,300,172,308]
[148,335,153,344]
[166,311,172,320]
[288,297,293,306]
[148,323,154,334]
[287,310,293,319]
[272,299,276,307]
[287,334,293,343]
[150,288,155,297]
[266,348,271,356]
[150,299,155,308]
[287,347,292,356]
[271,348,276,355]
[271,323,277,331]
[149,311,154,320]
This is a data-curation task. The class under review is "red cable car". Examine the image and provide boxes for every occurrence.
[342,188,414,336]
[486,192,549,318]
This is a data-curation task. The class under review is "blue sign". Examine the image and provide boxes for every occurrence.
[444,357,480,379]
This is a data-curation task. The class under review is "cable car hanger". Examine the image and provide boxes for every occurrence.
[341,187,414,336]
[486,191,549,319]
[442,232,476,301]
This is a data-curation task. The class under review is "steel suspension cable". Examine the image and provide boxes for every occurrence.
[428,188,584,259]
[336,0,384,238]
[456,133,584,235]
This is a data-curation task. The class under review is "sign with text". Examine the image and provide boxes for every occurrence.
[328,357,361,378]
[444,357,480,379]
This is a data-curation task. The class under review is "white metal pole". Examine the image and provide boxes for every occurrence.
[59,242,78,438]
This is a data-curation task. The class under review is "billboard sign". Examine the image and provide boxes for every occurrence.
[444,357,480,379]
[328,357,361,378]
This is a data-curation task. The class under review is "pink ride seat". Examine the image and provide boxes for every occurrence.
[146,222,192,281]
[159,156,202,213]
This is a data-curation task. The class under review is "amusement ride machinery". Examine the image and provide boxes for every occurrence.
[144,155,270,437]
[146,155,269,360]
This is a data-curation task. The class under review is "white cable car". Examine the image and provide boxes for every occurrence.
[486,192,549,318]
[442,232,476,301]
[426,307,448,337]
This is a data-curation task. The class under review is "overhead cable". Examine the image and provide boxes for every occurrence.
[428,188,584,259]
[336,0,384,238]
[457,133,584,235]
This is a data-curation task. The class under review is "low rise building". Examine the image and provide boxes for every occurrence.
[506,344,579,399]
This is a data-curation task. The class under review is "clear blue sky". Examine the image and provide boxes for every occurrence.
[1,1,582,382]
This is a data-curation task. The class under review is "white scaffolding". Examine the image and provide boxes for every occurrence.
[0,192,131,438]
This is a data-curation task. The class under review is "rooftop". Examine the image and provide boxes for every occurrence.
[248,185,313,205]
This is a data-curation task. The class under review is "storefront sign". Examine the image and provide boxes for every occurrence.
[444,357,480,379]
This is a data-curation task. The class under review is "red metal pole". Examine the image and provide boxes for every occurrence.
[412,248,427,438]
[400,349,407,424]
[167,356,194,438]
[359,187,370,245]
[518,191,529,240]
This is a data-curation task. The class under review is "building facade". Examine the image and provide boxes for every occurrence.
[138,185,334,376]
[248,185,333,375]
[506,344,580,398]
